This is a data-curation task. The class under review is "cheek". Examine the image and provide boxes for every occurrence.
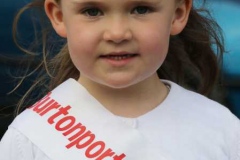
[68,29,97,54]
[66,25,100,60]
[66,32,95,72]
[139,26,171,58]
[136,23,171,73]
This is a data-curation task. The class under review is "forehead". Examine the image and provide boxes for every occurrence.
[70,0,161,2]
[60,0,176,4]
[60,0,177,6]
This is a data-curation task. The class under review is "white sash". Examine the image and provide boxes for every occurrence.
[10,79,158,160]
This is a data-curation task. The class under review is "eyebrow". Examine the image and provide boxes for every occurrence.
[71,0,161,6]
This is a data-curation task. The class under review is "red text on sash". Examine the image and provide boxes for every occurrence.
[29,92,126,160]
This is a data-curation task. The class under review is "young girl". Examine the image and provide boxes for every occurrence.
[0,0,239,159]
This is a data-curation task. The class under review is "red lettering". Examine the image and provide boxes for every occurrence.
[48,106,71,124]
[95,148,115,160]
[66,131,95,149]
[63,123,86,141]
[33,99,54,114]
[85,141,105,158]
[113,154,126,160]
[55,116,75,131]
[39,102,60,116]
[30,92,127,159]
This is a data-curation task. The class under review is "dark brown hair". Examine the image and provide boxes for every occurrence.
[12,0,225,114]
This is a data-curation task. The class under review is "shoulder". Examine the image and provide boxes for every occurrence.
[162,80,240,137]
[0,127,33,160]
[0,124,49,160]
[163,80,236,119]
[163,80,240,158]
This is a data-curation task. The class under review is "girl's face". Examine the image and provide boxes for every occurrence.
[45,0,191,89]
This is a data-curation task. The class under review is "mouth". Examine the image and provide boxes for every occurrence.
[100,53,139,60]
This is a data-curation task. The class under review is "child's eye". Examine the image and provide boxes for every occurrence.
[131,6,152,15]
[81,8,103,17]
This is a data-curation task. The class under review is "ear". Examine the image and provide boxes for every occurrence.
[44,0,67,38]
[170,0,192,35]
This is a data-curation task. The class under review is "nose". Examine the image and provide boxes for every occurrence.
[103,18,133,44]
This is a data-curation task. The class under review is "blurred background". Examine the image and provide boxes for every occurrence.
[0,0,240,139]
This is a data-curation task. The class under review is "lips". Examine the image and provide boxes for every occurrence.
[100,52,139,61]
[98,52,139,67]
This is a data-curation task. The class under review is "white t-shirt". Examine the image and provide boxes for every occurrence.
[0,79,240,160]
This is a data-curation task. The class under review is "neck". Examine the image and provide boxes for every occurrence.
[78,74,169,118]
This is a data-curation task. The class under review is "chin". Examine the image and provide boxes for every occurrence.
[100,78,141,89]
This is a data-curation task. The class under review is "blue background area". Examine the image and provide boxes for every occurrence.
[208,0,240,116]
[209,0,240,82]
